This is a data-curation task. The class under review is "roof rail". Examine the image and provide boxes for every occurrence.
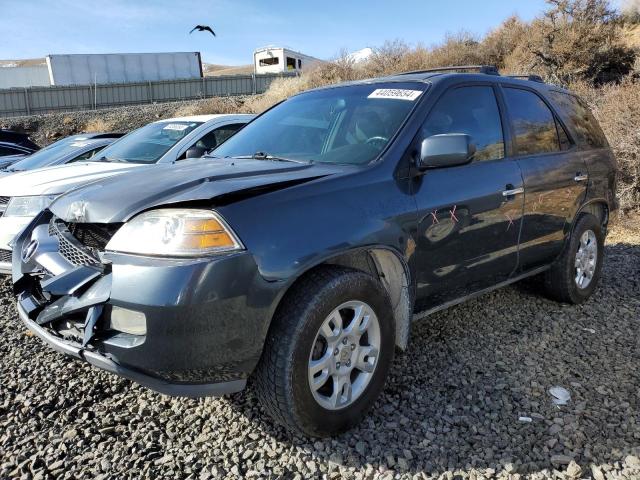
[397,65,500,76]
[507,74,545,83]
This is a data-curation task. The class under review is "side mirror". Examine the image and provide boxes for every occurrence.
[185,146,207,159]
[419,134,476,169]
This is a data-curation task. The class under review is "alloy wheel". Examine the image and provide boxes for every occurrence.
[307,301,381,410]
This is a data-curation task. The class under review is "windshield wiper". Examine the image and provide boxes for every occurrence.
[231,152,311,164]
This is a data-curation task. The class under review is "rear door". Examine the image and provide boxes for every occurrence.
[501,86,588,272]
[412,84,524,312]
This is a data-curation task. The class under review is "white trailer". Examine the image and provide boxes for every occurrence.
[46,52,203,86]
[0,65,51,89]
[253,46,321,75]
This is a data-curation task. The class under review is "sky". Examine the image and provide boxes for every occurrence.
[0,0,567,65]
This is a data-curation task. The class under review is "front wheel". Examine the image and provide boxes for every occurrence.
[544,213,605,304]
[254,266,395,437]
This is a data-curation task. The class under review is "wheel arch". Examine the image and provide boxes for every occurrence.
[570,198,610,234]
[269,246,414,351]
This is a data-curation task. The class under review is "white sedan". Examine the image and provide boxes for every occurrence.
[0,114,254,273]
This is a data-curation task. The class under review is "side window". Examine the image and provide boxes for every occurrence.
[69,147,105,162]
[211,123,244,146]
[259,57,279,66]
[503,88,560,156]
[179,123,246,160]
[194,124,244,151]
[421,86,505,162]
[548,91,608,148]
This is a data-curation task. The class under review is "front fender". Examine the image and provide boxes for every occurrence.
[217,171,417,286]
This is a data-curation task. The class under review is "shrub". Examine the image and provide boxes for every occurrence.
[83,117,115,133]
[572,79,640,212]
[517,0,637,83]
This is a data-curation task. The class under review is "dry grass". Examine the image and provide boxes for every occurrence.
[607,212,640,243]
[244,76,316,113]
[83,117,115,133]
[172,96,245,117]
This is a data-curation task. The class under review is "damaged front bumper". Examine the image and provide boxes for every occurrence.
[13,210,281,397]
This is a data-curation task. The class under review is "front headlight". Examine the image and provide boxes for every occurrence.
[4,195,56,217]
[105,208,243,257]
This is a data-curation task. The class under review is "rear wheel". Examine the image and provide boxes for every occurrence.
[254,266,395,437]
[544,213,604,304]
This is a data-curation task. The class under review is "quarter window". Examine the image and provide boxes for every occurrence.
[548,91,608,148]
[503,88,560,156]
[421,86,505,162]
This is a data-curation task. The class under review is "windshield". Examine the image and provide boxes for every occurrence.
[8,136,97,171]
[93,121,202,164]
[212,83,426,165]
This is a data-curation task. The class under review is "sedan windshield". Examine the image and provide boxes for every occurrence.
[8,136,97,171]
[93,121,202,164]
[212,83,427,165]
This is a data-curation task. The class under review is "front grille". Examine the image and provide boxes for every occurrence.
[49,220,101,267]
[66,222,121,250]
[0,249,11,263]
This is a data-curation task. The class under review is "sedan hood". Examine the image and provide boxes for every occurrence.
[51,158,345,223]
[0,162,143,197]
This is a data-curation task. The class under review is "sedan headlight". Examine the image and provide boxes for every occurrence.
[4,195,56,217]
[105,209,243,257]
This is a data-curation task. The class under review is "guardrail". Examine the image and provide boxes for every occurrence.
[0,73,294,118]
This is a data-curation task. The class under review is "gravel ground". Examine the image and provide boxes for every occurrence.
[1,230,639,479]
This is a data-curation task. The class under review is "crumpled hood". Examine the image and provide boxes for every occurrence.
[50,158,345,223]
[0,161,144,196]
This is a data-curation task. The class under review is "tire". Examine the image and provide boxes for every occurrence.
[544,213,604,304]
[254,266,395,437]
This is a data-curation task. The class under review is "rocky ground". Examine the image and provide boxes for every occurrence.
[0,222,639,480]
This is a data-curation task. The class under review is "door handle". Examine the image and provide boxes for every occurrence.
[502,187,524,197]
[574,173,589,182]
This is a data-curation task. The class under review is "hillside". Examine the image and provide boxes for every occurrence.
[202,63,254,76]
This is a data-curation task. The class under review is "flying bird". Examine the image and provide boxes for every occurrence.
[189,25,216,37]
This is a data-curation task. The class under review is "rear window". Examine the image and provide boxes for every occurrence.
[548,91,608,149]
